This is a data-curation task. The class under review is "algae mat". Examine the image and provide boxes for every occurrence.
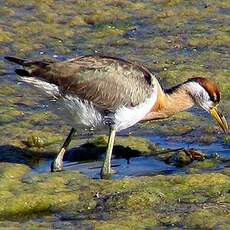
[0,162,230,229]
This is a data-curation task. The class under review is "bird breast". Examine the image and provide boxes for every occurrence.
[112,90,157,131]
[60,89,157,131]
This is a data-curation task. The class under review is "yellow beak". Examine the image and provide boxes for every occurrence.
[209,107,228,133]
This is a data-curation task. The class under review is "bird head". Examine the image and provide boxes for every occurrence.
[186,77,228,133]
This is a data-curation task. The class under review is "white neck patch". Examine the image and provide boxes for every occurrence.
[183,81,212,111]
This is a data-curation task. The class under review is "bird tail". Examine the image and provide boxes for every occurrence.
[4,56,55,77]
[5,56,31,76]
[5,56,59,95]
[4,56,26,65]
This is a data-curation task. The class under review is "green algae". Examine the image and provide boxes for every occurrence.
[0,29,13,43]
[185,209,230,229]
[27,111,56,126]
[172,150,193,166]
[188,159,220,174]
[23,135,49,148]
[0,106,22,123]
[141,113,198,137]
[0,161,229,228]
[158,148,208,167]
[65,135,161,162]
[0,162,30,178]
[69,16,87,27]
[224,136,230,145]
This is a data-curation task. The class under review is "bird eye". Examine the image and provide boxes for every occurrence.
[210,94,217,102]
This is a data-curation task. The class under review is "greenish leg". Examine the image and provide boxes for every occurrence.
[51,127,76,172]
[101,127,116,179]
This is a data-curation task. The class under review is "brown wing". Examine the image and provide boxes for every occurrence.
[17,55,156,112]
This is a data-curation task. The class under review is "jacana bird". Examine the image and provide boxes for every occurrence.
[5,55,228,178]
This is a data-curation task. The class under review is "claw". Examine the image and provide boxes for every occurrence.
[50,160,64,172]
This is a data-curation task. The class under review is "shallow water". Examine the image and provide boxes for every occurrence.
[27,133,229,180]
[29,156,178,179]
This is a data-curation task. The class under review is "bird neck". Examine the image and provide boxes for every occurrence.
[143,81,195,121]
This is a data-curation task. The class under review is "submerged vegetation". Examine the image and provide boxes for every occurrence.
[0,162,230,229]
[0,0,229,228]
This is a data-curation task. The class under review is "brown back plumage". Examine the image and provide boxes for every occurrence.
[5,55,156,111]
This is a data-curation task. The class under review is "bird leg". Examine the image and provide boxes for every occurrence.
[100,127,116,179]
[51,127,76,172]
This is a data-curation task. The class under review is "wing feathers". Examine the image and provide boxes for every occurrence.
[8,55,156,111]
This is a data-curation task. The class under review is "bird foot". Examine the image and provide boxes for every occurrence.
[100,167,116,180]
[50,160,64,172]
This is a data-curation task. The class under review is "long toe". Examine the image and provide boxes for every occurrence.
[100,172,112,180]
[110,167,116,175]
[50,160,64,172]
[100,167,116,179]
